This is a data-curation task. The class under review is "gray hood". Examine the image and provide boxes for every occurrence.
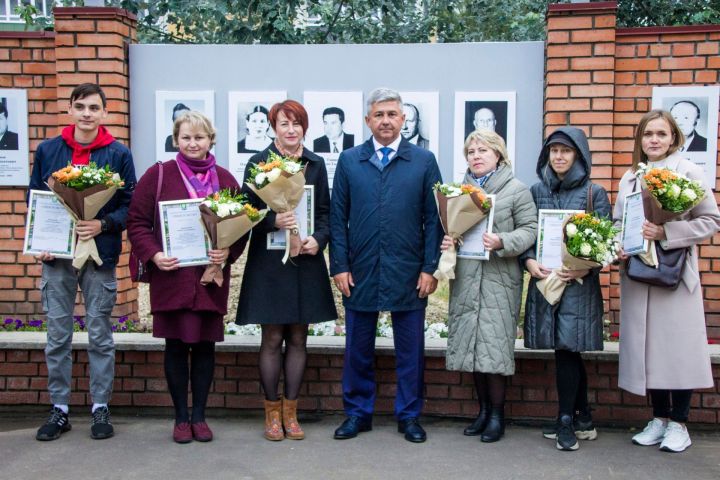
[536,126,592,192]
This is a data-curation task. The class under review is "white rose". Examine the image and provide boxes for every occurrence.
[267,168,282,182]
[680,188,697,202]
[668,184,681,198]
[217,203,231,217]
[580,243,592,257]
[255,172,267,186]
[565,223,578,238]
[286,162,301,174]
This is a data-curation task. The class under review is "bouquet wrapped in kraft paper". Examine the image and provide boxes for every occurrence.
[245,151,306,264]
[433,182,493,281]
[47,163,124,269]
[537,213,619,305]
[199,189,267,286]
[634,163,705,267]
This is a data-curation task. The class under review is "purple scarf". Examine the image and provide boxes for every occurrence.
[175,152,220,199]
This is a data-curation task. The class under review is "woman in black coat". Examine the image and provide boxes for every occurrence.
[521,127,610,451]
[236,100,336,441]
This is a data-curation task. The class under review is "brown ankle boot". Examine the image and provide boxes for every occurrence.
[264,399,284,441]
[282,398,305,440]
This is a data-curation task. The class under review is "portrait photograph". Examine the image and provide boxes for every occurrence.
[228,91,287,182]
[0,89,29,186]
[155,90,215,163]
[303,91,364,187]
[399,91,439,159]
[453,91,516,182]
[652,85,719,189]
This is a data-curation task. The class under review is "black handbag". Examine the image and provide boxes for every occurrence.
[129,161,163,283]
[626,244,686,290]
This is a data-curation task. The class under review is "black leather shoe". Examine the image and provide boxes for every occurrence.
[463,407,489,436]
[480,407,505,443]
[334,416,372,440]
[398,418,427,443]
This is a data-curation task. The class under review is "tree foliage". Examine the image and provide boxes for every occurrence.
[20,1,720,44]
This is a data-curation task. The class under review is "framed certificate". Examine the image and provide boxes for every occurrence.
[621,191,649,256]
[458,195,496,260]
[536,209,584,270]
[23,190,76,259]
[267,185,315,250]
[158,199,211,267]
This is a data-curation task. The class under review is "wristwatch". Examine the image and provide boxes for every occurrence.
[100,218,109,233]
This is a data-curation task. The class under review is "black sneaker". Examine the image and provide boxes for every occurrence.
[573,410,598,440]
[90,406,114,440]
[36,406,71,441]
[556,414,579,451]
[543,411,598,440]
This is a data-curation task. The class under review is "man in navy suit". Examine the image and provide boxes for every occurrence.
[313,107,354,153]
[671,100,707,152]
[330,88,443,443]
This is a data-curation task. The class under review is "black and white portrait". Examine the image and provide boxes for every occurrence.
[0,97,19,151]
[0,89,29,186]
[454,92,516,181]
[399,91,439,158]
[653,86,719,189]
[155,91,214,162]
[228,91,287,182]
[303,91,363,187]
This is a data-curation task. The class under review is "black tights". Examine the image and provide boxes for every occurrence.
[650,389,693,423]
[472,372,506,410]
[259,324,308,401]
[164,339,215,424]
[555,350,589,416]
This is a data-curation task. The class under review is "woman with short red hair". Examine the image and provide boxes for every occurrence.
[235,100,336,441]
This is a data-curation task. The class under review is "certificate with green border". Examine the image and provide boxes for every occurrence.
[159,199,211,267]
[536,209,584,270]
[23,190,76,259]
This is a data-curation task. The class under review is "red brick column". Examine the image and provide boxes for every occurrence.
[611,25,720,334]
[544,1,618,313]
[0,32,56,318]
[0,7,138,322]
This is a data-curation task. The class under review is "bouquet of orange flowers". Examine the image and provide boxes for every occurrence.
[433,182,493,281]
[198,189,266,286]
[47,163,125,269]
[245,151,306,263]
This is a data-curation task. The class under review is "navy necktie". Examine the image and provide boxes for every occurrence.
[379,146,393,166]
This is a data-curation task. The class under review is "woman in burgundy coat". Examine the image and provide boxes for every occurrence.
[127,112,247,444]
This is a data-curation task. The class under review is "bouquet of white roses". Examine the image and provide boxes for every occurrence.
[537,212,620,305]
[245,151,306,263]
[198,189,266,286]
[433,182,493,280]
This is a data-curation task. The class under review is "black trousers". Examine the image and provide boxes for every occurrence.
[649,389,693,423]
[555,350,589,416]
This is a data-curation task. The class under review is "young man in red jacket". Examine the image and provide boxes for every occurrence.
[29,83,136,441]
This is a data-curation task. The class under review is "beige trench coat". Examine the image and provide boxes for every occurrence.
[613,153,720,395]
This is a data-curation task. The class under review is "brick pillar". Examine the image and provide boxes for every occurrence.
[52,7,138,320]
[544,1,618,318]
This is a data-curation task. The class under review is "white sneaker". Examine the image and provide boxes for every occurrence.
[632,418,667,446]
[659,421,692,453]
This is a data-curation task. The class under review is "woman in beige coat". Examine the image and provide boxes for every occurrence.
[613,110,720,453]
[443,130,537,443]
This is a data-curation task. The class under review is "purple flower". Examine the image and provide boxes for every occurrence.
[29,319,43,327]
[4,318,13,325]
[111,325,118,332]
[118,316,127,324]
[15,319,24,328]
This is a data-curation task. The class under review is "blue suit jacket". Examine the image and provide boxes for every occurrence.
[330,137,443,312]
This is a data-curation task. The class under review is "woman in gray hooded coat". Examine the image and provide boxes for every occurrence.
[521,127,610,451]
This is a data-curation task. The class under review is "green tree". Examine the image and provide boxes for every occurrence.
[19,1,720,44]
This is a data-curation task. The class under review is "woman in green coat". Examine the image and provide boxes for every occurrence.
[443,129,537,442]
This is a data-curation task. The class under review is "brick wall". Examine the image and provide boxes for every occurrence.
[545,2,720,338]
[1,346,719,424]
[0,7,138,322]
